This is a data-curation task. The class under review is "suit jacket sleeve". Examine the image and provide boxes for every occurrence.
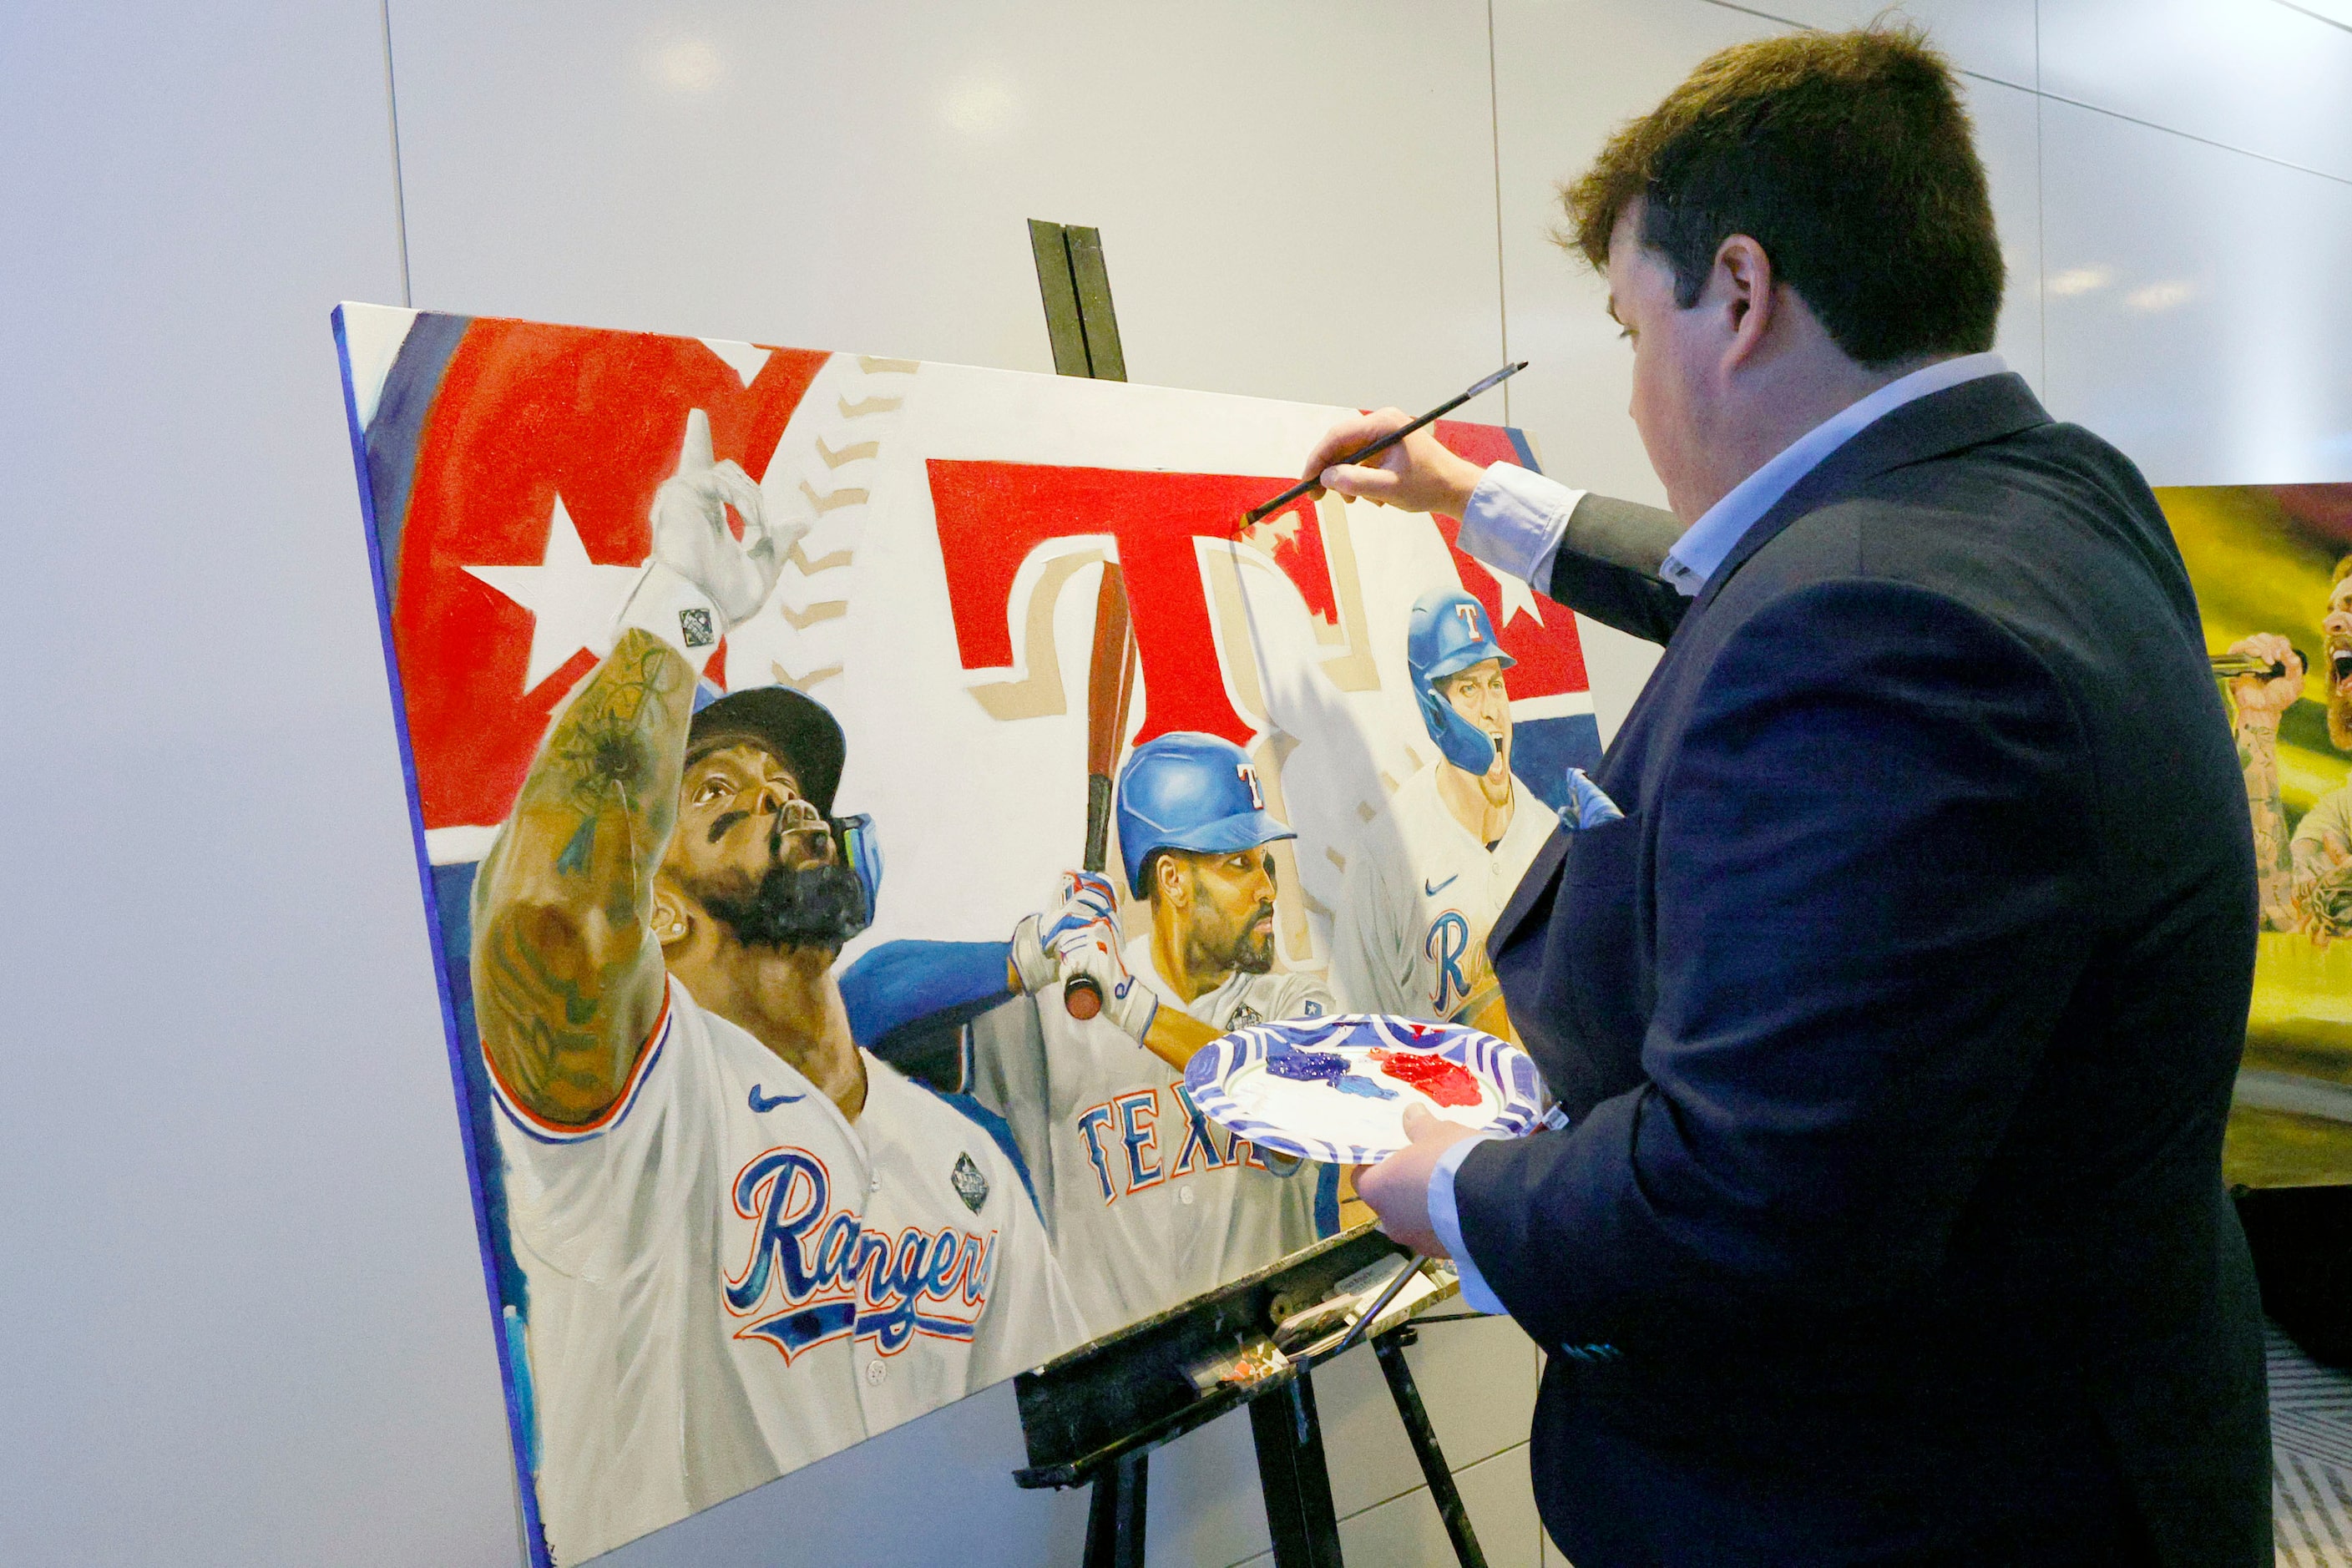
[1544,494,1690,645]
[1453,579,2097,1352]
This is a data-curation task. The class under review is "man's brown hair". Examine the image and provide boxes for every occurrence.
[1561,25,2002,368]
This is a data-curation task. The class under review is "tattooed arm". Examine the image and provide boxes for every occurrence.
[473,630,694,1125]
[468,412,796,1124]
[2226,634,2304,931]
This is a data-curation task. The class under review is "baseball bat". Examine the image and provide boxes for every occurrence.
[1065,561,1138,1019]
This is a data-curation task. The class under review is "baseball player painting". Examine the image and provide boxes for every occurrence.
[1330,589,1554,1031]
[473,453,1084,1564]
[962,733,1339,1328]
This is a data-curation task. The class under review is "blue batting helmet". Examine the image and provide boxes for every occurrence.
[1407,588,1515,776]
[1115,732,1296,898]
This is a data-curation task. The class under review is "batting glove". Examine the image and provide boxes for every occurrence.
[614,408,806,660]
[1054,916,1159,1042]
[1008,871,1123,994]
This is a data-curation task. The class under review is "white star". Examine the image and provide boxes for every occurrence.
[699,337,772,387]
[1490,562,1545,629]
[464,496,647,692]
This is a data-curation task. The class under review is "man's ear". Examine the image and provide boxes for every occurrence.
[651,878,693,951]
[1712,233,1778,369]
[1156,853,1190,912]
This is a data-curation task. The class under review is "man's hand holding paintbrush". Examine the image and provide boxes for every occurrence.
[1296,406,1495,519]
[1247,361,1522,526]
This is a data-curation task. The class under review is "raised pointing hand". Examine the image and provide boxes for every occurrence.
[645,409,797,631]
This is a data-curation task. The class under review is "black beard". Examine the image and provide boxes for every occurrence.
[1224,919,1276,975]
[2331,687,2351,753]
[698,862,869,953]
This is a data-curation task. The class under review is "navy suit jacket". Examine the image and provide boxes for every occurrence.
[1458,374,2269,1565]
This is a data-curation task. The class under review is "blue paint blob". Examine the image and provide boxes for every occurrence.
[1267,1050,1348,1085]
[1333,1074,1396,1100]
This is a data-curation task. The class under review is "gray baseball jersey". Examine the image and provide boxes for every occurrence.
[492,974,1085,1565]
[965,935,1337,1329]
[1329,765,1556,1019]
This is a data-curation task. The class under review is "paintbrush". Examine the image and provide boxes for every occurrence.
[1322,1254,1432,1359]
[1242,362,1527,528]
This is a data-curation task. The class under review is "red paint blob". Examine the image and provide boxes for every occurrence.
[1369,1049,1482,1108]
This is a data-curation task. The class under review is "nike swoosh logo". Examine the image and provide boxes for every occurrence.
[1424,874,1460,896]
[748,1084,804,1113]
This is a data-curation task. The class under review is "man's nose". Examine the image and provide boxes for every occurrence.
[756,785,814,822]
[2324,609,2352,635]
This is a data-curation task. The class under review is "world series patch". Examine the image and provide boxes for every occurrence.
[950,1151,989,1214]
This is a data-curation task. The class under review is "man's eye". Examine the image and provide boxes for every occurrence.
[697,780,731,803]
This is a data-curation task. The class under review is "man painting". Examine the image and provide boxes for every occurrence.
[1312,26,2268,1566]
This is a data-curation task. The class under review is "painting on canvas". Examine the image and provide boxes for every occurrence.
[332,305,1598,1562]
[2157,483,2352,1190]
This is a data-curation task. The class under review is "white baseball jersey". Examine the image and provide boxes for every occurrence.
[1329,765,1557,1019]
[491,974,1085,1565]
[965,935,1336,1329]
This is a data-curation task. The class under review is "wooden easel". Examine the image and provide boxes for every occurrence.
[1014,223,1490,1568]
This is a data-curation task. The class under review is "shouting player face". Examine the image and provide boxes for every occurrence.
[662,741,866,952]
[1156,846,1279,977]
[1437,658,1513,782]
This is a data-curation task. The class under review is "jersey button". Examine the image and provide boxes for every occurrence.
[868,1173,882,1193]
[864,1359,888,1387]
[1179,1186,1196,1206]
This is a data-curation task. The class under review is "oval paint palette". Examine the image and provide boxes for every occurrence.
[1184,1014,1545,1166]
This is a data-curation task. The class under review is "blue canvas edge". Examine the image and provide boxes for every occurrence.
[1505,425,1540,474]
[331,306,554,1568]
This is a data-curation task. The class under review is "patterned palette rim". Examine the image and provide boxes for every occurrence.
[1182,1013,1545,1166]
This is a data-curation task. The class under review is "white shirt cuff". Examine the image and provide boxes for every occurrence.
[1428,1131,1509,1316]
[1458,463,1585,590]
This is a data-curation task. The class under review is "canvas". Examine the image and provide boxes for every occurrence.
[331,304,1597,1564]
[2157,483,2352,1191]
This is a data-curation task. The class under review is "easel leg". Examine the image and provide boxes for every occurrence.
[1249,1374,1344,1568]
[1083,1450,1147,1568]
[1373,1332,1487,1568]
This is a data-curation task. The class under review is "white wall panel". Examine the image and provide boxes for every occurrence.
[388,0,1504,412]
[1744,0,2037,90]
[0,4,518,1567]
[2042,97,2352,485]
[1236,1441,1542,1568]
[2041,0,2352,183]
[1311,1318,1542,1517]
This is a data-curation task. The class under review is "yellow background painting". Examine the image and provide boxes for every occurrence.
[2158,484,2352,1188]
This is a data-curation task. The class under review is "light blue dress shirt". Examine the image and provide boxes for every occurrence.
[1430,349,2011,1318]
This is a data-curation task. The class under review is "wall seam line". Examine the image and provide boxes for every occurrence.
[2034,0,2047,405]
[1488,0,1511,427]
[2273,0,2352,38]
[380,0,414,306]
[1317,1437,1535,1532]
[1693,0,2350,185]
[2032,88,2352,189]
